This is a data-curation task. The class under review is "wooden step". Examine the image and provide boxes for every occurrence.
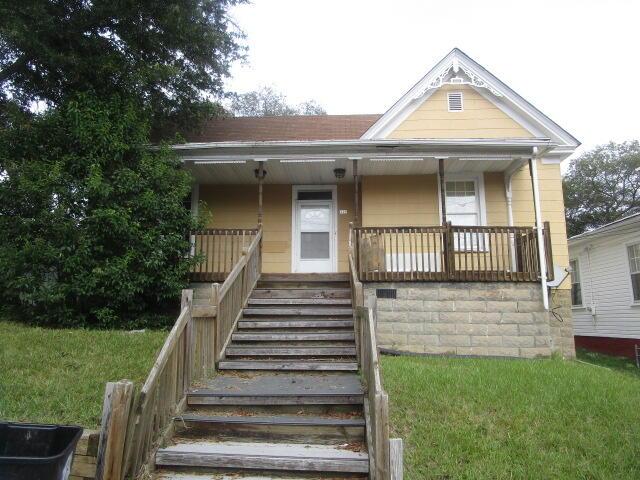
[259,273,350,282]
[248,298,352,306]
[237,320,353,329]
[188,373,364,406]
[243,307,353,317]
[154,471,366,480]
[218,361,358,371]
[225,347,357,357]
[251,288,351,299]
[175,414,365,443]
[155,440,368,473]
[231,332,355,342]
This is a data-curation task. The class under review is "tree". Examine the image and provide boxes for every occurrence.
[0,95,200,327]
[0,0,246,134]
[563,141,640,237]
[230,86,326,116]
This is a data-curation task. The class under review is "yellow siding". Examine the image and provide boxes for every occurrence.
[388,84,533,139]
[511,161,570,288]
[199,184,354,273]
[361,175,440,226]
[484,172,509,225]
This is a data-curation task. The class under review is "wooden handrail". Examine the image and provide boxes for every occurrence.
[349,225,397,479]
[214,226,263,362]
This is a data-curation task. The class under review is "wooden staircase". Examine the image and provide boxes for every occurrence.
[153,273,368,479]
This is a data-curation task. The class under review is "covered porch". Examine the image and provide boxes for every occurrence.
[180,137,555,297]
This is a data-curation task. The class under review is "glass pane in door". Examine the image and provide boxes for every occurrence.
[301,232,330,258]
[300,205,331,259]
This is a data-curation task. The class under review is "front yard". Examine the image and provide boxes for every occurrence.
[382,353,640,479]
[0,320,166,428]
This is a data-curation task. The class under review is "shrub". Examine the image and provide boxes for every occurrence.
[0,95,199,328]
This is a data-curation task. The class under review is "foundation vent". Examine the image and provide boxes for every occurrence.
[376,288,397,299]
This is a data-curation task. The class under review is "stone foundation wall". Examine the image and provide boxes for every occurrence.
[364,282,575,359]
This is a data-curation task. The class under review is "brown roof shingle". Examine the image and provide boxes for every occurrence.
[183,114,382,143]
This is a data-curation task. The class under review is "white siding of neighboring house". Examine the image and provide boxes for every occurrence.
[569,228,640,339]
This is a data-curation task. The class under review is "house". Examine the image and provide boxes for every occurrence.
[568,213,640,359]
[178,48,578,359]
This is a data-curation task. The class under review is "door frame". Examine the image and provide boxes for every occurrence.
[291,185,338,273]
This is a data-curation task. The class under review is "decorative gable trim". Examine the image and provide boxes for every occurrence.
[361,48,580,157]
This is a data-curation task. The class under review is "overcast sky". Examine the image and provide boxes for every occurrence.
[226,0,639,160]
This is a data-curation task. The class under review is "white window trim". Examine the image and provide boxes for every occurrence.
[569,258,584,309]
[437,173,487,226]
[291,185,338,273]
[447,91,464,112]
[623,239,640,306]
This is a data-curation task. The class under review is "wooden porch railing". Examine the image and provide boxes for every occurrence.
[353,222,554,283]
[190,228,259,282]
[349,232,402,480]
[96,227,263,480]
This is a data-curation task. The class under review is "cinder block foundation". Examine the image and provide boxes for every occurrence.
[365,282,575,359]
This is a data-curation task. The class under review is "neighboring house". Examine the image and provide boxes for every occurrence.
[178,48,578,358]
[568,213,640,359]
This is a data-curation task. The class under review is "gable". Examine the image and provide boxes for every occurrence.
[388,84,533,139]
[363,48,579,159]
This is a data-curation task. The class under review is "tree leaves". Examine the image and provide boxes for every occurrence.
[563,141,640,237]
[0,95,200,327]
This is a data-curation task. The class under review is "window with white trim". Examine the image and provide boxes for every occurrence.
[445,181,479,226]
[627,243,640,302]
[570,259,582,306]
[445,180,482,250]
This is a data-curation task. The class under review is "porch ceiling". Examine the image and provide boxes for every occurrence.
[185,157,518,185]
[178,137,552,185]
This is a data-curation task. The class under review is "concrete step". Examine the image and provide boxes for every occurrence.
[218,361,358,372]
[155,440,368,473]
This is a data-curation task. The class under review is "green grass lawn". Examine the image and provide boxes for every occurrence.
[382,354,640,480]
[0,320,166,428]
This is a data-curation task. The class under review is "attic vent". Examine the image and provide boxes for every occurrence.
[448,92,463,112]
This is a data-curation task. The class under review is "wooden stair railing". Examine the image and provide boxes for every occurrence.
[96,226,263,480]
[349,224,403,480]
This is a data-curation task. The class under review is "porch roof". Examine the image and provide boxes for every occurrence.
[176,137,553,185]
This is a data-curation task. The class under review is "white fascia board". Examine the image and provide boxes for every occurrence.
[568,214,640,246]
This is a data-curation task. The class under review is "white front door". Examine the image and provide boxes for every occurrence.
[293,188,336,273]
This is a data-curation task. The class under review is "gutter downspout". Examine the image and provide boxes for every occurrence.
[529,149,549,310]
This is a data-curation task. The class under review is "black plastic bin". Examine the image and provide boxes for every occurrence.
[0,422,83,480]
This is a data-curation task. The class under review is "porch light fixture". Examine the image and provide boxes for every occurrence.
[333,168,346,179]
